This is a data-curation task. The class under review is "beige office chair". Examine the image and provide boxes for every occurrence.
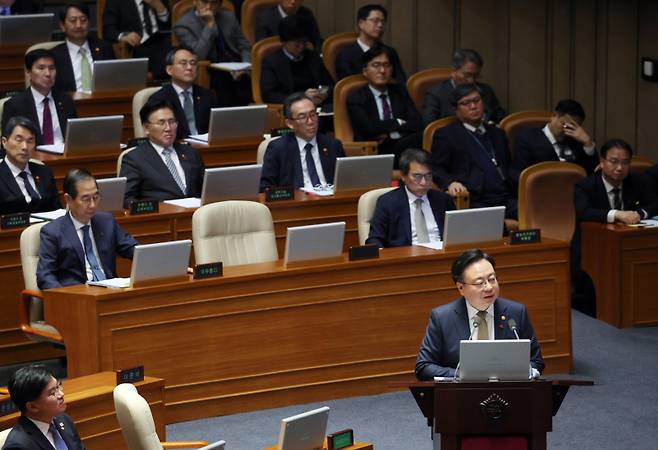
[117,147,136,176]
[357,187,396,245]
[0,96,11,136]
[333,74,378,156]
[24,42,65,88]
[406,67,452,113]
[113,383,225,450]
[19,223,64,344]
[132,87,160,137]
[0,428,12,447]
[256,136,279,164]
[192,201,278,266]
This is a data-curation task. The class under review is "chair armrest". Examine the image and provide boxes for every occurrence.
[161,441,209,449]
[342,141,378,156]
[197,60,211,89]
[451,191,470,209]
[264,103,284,129]
[0,387,8,395]
[112,41,133,59]
[19,289,64,343]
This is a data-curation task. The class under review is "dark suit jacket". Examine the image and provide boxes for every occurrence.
[346,83,422,142]
[260,48,333,104]
[36,212,137,290]
[120,141,205,206]
[366,186,455,248]
[2,414,85,450]
[511,127,598,183]
[415,297,545,380]
[148,83,217,139]
[259,132,345,192]
[8,0,40,14]
[645,163,658,195]
[1,89,77,145]
[335,41,407,84]
[431,121,512,195]
[422,80,506,125]
[52,37,115,93]
[255,5,322,49]
[0,160,60,215]
[102,0,170,41]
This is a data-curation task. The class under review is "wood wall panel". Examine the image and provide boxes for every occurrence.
[636,2,658,158]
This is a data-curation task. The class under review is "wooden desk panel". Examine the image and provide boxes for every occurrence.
[0,46,27,94]
[73,91,135,142]
[42,241,571,424]
[0,372,165,450]
[580,222,658,327]
[264,440,373,450]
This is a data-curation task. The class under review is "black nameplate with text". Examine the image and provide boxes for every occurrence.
[327,429,354,450]
[0,397,18,416]
[126,137,150,148]
[116,366,145,385]
[194,262,223,279]
[270,127,294,137]
[349,244,379,261]
[265,186,295,202]
[1,212,30,229]
[130,200,158,215]
[510,229,541,245]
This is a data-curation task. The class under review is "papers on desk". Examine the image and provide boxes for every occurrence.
[186,134,209,144]
[37,143,65,155]
[628,219,658,228]
[415,240,444,250]
[210,62,252,80]
[31,209,67,221]
[301,186,335,197]
[87,277,131,288]
[163,198,201,208]
[29,217,45,223]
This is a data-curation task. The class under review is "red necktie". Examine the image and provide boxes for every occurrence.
[380,93,392,120]
[42,97,54,145]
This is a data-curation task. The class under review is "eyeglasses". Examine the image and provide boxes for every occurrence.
[603,158,631,167]
[47,381,64,397]
[290,111,318,122]
[365,17,386,25]
[460,274,498,290]
[78,193,100,204]
[409,172,433,183]
[369,62,392,70]
[175,59,198,67]
[148,119,178,128]
[457,96,482,107]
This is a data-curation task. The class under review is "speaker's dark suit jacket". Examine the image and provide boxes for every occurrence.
[335,41,407,84]
[2,414,85,450]
[260,48,333,104]
[52,37,115,93]
[346,83,422,142]
[120,141,205,206]
[148,83,217,139]
[511,127,598,183]
[422,80,506,125]
[1,89,77,145]
[102,0,170,41]
[645,163,658,194]
[415,297,545,380]
[8,0,40,14]
[259,132,345,192]
[36,211,137,290]
[366,186,455,248]
[0,159,60,215]
[255,5,322,49]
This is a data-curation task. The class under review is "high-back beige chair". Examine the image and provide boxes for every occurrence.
[0,96,11,136]
[251,36,282,104]
[0,428,12,447]
[24,41,65,87]
[132,87,160,137]
[499,110,552,158]
[192,201,278,266]
[257,136,279,164]
[241,0,278,44]
[117,147,136,176]
[333,74,377,156]
[19,223,64,344]
[357,187,396,244]
[321,31,358,81]
[406,67,452,113]
[518,161,586,242]
[113,383,225,450]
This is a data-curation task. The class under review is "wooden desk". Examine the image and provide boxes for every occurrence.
[0,372,165,450]
[580,222,658,327]
[73,91,136,142]
[42,240,571,424]
[0,45,28,94]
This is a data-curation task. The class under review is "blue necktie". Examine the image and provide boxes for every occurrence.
[82,225,106,281]
[18,171,41,202]
[304,143,321,187]
[49,423,69,450]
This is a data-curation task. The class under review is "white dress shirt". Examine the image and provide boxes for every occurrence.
[172,82,194,111]
[295,135,327,189]
[601,175,622,223]
[70,212,106,281]
[5,158,38,203]
[465,301,495,340]
[30,87,64,145]
[542,124,596,160]
[26,417,59,449]
[150,141,187,191]
[405,187,440,244]
[66,39,93,92]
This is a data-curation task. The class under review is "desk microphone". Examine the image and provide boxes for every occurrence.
[453,317,481,381]
[508,318,520,340]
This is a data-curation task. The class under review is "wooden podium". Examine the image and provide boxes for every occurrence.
[408,378,591,450]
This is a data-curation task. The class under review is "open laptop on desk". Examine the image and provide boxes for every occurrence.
[129,240,191,288]
[201,164,261,204]
[36,116,123,156]
[92,59,148,93]
[332,154,394,193]
[188,105,267,144]
[277,406,330,450]
[0,14,54,46]
[442,206,505,248]
[284,222,345,266]
[96,177,127,212]
[458,339,531,381]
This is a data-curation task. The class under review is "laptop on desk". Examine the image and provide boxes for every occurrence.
[0,14,54,46]
[129,240,191,288]
[37,116,124,156]
[189,105,267,144]
[96,177,127,213]
[92,59,148,93]
[332,154,394,192]
[201,164,262,204]
[442,206,505,248]
[277,406,330,450]
[458,339,531,381]
[284,222,345,266]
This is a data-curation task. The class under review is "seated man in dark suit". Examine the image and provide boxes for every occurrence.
[149,46,217,140]
[173,0,251,106]
[415,248,544,380]
[260,15,333,107]
[102,0,172,79]
[36,168,138,289]
[120,99,205,206]
[346,45,422,167]
[1,49,78,145]
[511,99,597,183]
[366,148,454,248]
[422,48,506,125]
[2,365,85,450]
[260,92,345,192]
[335,4,406,84]
[0,117,60,215]
[430,83,517,219]
[52,2,115,93]
[0,0,39,15]
[255,0,322,49]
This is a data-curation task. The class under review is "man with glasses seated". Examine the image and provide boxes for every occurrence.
[366,148,454,248]
[415,248,544,380]
[120,99,205,207]
[149,46,217,140]
[36,168,137,290]
[2,365,85,450]
[259,92,344,192]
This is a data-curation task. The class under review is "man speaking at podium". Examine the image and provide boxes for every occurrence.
[415,249,544,380]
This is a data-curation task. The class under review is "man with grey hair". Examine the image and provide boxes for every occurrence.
[422,48,506,125]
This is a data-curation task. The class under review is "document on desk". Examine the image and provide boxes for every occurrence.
[301,186,335,197]
[164,198,201,208]
[210,62,252,79]
[87,278,131,288]
[415,240,444,250]
[628,219,658,228]
[186,133,209,144]
[37,143,65,154]
[31,209,67,221]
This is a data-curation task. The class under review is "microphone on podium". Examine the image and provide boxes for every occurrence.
[507,318,520,340]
